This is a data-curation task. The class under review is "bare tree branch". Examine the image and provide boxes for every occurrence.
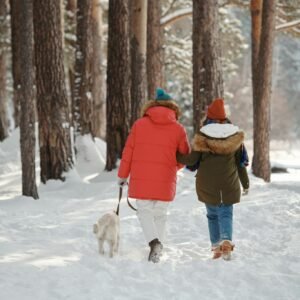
[161,0,177,18]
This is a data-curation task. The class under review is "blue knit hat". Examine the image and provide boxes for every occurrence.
[155,88,172,101]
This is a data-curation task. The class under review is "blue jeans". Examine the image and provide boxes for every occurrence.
[205,204,233,247]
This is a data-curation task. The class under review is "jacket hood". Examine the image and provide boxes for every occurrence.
[145,106,177,124]
[192,131,244,155]
[200,123,239,138]
[141,100,181,124]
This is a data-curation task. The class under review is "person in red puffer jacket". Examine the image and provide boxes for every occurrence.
[118,88,190,263]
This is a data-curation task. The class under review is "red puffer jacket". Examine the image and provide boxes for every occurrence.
[118,101,190,201]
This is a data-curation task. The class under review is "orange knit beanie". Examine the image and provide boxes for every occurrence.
[207,98,226,120]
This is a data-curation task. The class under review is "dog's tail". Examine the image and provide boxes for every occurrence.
[93,224,98,234]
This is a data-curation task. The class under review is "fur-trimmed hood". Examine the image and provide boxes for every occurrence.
[141,100,181,120]
[192,131,244,155]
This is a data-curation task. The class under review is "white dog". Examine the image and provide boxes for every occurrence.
[93,211,120,257]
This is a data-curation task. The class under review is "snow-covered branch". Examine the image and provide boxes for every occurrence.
[276,19,300,31]
[160,8,192,27]
[161,8,300,34]
[102,7,300,35]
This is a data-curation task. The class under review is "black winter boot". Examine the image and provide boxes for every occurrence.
[148,238,163,263]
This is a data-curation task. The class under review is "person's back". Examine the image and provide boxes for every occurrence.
[191,125,248,206]
[124,104,188,201]
[118,88,190,263]
[176,98,249,260]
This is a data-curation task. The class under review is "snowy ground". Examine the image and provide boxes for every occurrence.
[0,130,300,300]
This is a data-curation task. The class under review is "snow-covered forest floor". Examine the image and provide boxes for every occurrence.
[0,130,299,300]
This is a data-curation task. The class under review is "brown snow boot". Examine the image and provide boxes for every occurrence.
[211,245,222,259]
[148,238,163,263]
[220,240,234,261]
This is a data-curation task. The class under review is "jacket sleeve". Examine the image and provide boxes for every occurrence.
[176,151,201,166]
[235,148,250,190]
[118,123,136,179]
[177,127,191,169]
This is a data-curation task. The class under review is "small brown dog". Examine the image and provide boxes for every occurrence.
[93,211,120,258]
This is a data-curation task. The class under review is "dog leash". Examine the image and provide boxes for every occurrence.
[116,187,122,216]
[116,185,137,215]
[126,193,137,212]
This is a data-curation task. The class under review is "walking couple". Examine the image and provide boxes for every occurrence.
[117,88,249,263]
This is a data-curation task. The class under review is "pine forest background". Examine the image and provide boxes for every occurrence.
[0,0,299,199]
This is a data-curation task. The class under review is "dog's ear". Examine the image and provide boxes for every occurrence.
[93,224,98,234]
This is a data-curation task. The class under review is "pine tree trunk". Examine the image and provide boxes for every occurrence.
[106,0,130,171]
[192,0,224,133]
[33,0,73,184]
[0,51,8,142]
[74,0,93,136]
[147,0,163,100]
[250,0,262,71]
[65,0,77,128]
[130,0,147,125]
[0,0,8,141]
[251,0,276,182]
[10,0,22,128]
[91,0,105,139]
[19,0,38,199]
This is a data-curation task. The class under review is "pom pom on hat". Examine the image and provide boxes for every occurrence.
[155,88,172,101]
[207,98,226,120]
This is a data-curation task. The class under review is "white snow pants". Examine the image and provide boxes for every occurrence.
[136,200,169,244]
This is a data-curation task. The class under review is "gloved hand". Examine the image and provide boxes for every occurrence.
[118,177,127,187]
[242,188,249,196]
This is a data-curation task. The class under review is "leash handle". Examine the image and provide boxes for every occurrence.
[116,184,137,215]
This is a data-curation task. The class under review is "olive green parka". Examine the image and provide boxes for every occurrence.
[177,130,249,206]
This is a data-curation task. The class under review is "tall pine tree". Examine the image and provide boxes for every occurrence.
[130,0,147,125]
[147,0,163,100]
[10,0,22,128]
[73,0,93,136]
[192,0,224,133]
[91,0,105,139]
[33,0,73,183]
[0,0,8,141]
[106,0,130,170]
[251,0,276,182]
[19,0,38,199]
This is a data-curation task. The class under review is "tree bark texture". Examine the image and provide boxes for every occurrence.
[130,0,147,125]
[250,0,263,72]
[147,0,163,100]
[0,0,8,141]
[0,50,8,141]
[74,0,93,136]
[251,0,276,182]
[192,0,224,133]
[33,0,72,183]
[66,0,76,17]
[19,0,38,199]
[10,0,22,128]
[91,0,105,139]
[106,0,130,171]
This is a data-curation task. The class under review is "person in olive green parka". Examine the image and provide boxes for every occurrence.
[177,126,249,206]
[177,98,249,260]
